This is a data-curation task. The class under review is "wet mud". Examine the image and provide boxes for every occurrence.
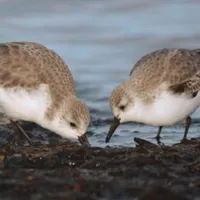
[0,130,200,200]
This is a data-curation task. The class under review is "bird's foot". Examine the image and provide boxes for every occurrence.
[154,136,165,146]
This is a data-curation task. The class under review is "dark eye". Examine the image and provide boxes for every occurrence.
[119,105,125,110]
[70,122,76,128]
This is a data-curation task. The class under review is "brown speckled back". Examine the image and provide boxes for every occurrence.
[0,42,76,119]
[129,49,200,95]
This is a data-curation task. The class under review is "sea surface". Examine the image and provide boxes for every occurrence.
[1,0,200,147]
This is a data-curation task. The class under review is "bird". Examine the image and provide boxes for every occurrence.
[105,48,200,144]
[0,41,90,147]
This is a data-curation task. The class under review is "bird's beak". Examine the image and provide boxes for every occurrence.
[105,117,120,143]
[78,133,90,147]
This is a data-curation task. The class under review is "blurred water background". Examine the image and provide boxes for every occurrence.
[1,0,200,147]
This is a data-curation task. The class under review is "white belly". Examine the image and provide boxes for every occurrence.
[0,84,50,123]
[131,91,200,126]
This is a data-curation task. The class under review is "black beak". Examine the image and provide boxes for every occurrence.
[78,133,90,147]
[105,117,120,143]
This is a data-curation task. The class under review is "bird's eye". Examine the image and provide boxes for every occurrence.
[119,105,125,110]
[70,122,76,128]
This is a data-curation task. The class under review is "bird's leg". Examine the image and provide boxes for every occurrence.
[182,116,191,141]
[9,121,32,145]
[155,126,162,144]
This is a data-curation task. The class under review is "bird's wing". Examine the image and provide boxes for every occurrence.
[0,43,41,88]
[166,49,200,96]
[0,42,76,95]
[128,49,200,96]
[169,71,200,96]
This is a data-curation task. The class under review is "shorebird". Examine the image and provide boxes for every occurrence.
[0,42,90,146]
[105,48,200,144]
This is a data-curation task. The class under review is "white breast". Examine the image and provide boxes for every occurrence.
[125,90,200,126]
[0,84,51,123]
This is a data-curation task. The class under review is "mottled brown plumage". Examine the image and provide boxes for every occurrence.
[0,42,90,146]
[0,42,76,119]
[107,48,200,144]
[129,48,200,97]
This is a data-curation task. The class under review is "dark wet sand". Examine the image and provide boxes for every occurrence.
[0,135,200,200]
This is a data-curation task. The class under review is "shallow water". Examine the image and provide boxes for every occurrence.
[1,0,200,147]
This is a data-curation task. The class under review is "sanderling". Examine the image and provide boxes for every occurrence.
[0,42,90,146]
[105,48,200,143]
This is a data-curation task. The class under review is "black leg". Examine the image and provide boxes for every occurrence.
[182,116,191,140]
[10,121,32,145]
[155,126,162,143]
